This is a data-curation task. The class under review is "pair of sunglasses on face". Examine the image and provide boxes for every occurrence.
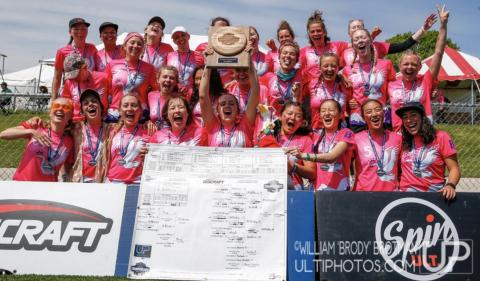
[51,101,73,113]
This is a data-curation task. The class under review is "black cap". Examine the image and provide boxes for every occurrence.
[395,101,425,118]
[147,16,165,29]
[80,89,101,104]
[69,18,90,28]
[99,22,118,33]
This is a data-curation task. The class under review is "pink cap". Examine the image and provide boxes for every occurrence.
[123,32,144,45]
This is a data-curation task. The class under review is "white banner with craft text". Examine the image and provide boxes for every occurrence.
[128,145,287,281]
[0,181,126,276]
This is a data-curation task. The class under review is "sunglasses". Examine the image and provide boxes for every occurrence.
[51,102,73,112]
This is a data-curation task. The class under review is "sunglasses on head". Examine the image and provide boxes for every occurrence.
[51,102,73,112]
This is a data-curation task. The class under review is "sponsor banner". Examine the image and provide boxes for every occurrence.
[128,145,287,280]
[0,181,126,276]
[316,192,479,281]
[287,191,315,281]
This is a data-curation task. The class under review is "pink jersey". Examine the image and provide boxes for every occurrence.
[306,79,351,130]
[166,50,204,89]
[267,71,304,117]
[96,46,125,72]
[195,42,208,54]
[141,43,174,71]
[149,123,202,146]
[202,116,253,147]
[55,43,98,72]
[265,50,281,73]
[388,71,434,132]
[342,41,390,67]
[278,133,314,190]
[400,131,457,192]
[192,94,219,126]
[106,59,157,113]
[61,71,109,122]
[353,130,402,191]
[107,125,149,184]
[147,91,169,128]
[252,51,269,77]
[225,82,268,118]
[80,123,105,181]
[13,125,73,182]
[313,128,355,191]
[343,58,395,126]
[299,42,348,81]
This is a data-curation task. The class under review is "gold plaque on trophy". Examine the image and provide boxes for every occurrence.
[206,26,250,68]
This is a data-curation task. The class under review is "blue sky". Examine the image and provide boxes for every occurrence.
[1,0,479,73]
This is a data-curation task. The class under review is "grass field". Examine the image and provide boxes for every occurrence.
[0,111,479,177]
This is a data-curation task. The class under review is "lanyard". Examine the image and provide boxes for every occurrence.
[47,129,65,163]
[316,79,337,100]
[358,61,374,95]
[85,123,103,161]
[72,43,87,58]
[276,78,293,102]
[168,128,187,144]
[401,79,417,102]
[157,96,164,126]
[119,125,139,158]
[412,140,427,172]
[125,59,142,90]
[220,125,237,147]
[367,130,386,172]
[177,51,191,85]
[313,45,326,58]
[145,46,160,65]
[76,82,82,100]
[235,85,250,114]
[104,46,118,65]
[321,131,339,153]
[279,134,296,148]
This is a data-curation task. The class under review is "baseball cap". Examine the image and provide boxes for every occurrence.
[63,53,86,80]
[148,16,165,29]
[395,101,426,118]
[69,18,90,28]
[171,26,188,36]
[99,22,118,33]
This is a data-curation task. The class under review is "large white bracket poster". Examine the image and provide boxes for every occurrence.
[128,145,287,281]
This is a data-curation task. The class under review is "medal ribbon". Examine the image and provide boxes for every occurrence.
[47,128,65,164]
[119,125,139,158]
[367,131,386,173]
[358,61,374,95]
[220,125,238,147]
[85,123,103,163]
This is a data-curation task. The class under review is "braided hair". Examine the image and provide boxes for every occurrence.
[350,28,376,73]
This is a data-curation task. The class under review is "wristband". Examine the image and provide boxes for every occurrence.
[305,153,311,161]
[444,182,456,189]
[313,154,318,162]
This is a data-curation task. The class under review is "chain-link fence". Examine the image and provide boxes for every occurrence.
[0,98,478,191]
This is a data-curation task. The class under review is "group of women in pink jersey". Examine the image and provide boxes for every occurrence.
[0,4,459,199]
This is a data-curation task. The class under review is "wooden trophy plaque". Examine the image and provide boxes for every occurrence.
[206,26,250,68]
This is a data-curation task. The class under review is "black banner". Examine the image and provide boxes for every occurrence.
[316,192,479,281]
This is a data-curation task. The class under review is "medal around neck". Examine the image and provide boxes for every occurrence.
[207,26,250,68]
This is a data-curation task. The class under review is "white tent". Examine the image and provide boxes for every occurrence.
[3,32,267,93]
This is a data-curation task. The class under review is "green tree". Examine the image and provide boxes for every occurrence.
[385,31,459,71]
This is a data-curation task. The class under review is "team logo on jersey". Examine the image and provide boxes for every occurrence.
[0,200,112,252]
[375,198,471,280]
